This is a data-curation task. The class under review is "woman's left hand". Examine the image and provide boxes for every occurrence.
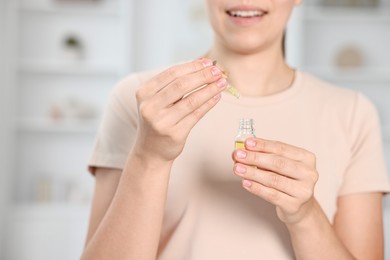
[232,138,319,225]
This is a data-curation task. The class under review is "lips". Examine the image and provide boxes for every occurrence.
[227,10,265,18]
[225,6,267,25]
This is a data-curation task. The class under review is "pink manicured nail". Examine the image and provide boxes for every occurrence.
[235,165,246,175]
[213,93,221,100]
[201,58,213,68]
[211,67,221,76]
[246,139,256,148]
[236,150,247,159]
[216,78,227,89]
[243,180,252,188]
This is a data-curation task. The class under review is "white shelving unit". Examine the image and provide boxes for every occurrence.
[304,6,390,22]
[307,67,390,83]
[301,3,390,143]
[5,204,91,260]
[18,60,121,76]
[300,3,390,258]
[15,118,99,134]
[18,4,120,16]
[3,0,133,259]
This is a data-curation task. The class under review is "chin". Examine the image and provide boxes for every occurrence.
[221,35,274,56]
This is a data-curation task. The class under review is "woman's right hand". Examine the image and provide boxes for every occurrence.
[132,58,227,163]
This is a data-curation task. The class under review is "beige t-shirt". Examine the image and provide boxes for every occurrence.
[89,70,390,259]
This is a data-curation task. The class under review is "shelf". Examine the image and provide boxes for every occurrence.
[15,118,99,134]
[18,4,120,16]
[18,60,121,77]
[8,203,90,220]
[304,6,390,22]
[305,67,390,83]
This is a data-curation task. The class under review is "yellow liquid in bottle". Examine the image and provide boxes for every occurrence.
[235,141,245,149]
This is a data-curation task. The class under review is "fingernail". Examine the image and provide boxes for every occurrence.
[211,67,221,76]
[217,78,227,89]
[246,139,256,148]
[201,58,213,68]
[243,180,252,188]
[213,93,221,100]
[236,150,247,159]
[235,165,246,175]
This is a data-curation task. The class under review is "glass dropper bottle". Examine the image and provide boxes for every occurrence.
[235,118,256,149]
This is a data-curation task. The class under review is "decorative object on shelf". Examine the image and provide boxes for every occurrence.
[49,104,63,121]
[33,175,53,203]
[62,34,85,61]
[335,45,365,69]
[49,97,97,121]
[320,0,379,7]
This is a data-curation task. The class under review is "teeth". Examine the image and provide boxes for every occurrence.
[229,10,262,18]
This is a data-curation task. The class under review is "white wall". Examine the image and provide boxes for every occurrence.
[131,0,213,71]
[0,0,12,257]
[285,4,304,68]
[131,0,177,71]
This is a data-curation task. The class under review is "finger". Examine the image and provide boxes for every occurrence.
[241,179,295,209]
[175,86,224,133]
[234,163,298,197]
[244,138,316,163]
[170,77,227,123]
[233,150,305,179]
[137,58,213,99]
[157,65,223,106]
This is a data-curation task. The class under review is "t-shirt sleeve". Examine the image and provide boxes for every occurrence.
[87,74,141,175]
[338,92,390,195]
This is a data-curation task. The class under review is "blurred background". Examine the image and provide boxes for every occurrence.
[0,0,389,259]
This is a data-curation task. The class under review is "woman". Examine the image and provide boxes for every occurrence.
[82,0,390,259]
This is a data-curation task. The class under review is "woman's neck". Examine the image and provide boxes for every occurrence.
[206,43,295,97]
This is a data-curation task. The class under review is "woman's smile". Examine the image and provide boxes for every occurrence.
[225,5,267,26]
